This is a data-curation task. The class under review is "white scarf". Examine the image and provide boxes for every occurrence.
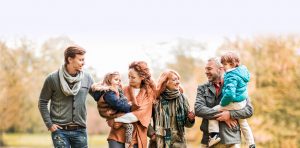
[59,64,84,96]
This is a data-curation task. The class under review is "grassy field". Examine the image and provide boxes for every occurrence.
[2,133,108,148]
[2,133,202,148]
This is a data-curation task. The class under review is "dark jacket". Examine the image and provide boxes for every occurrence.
[93,89,131,119]
[194,82,253,145]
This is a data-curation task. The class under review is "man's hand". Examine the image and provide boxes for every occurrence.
[224,119,238,129]
[215,110,238,129]
[214,110,231,121]
[48,124,62,132]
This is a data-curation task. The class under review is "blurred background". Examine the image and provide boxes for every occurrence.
[1,0,300,147]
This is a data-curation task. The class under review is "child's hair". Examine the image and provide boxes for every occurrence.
[102,71,120,86]
[221,51,240,67]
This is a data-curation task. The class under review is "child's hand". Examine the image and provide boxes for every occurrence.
[92,83,109,91]
[106,119,115,127]
[107,110,117,115]
[128,101,132,106]
[113,122,123,129]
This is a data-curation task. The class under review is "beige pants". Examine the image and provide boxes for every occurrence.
[208,100,255,145]
[200,143,241,148]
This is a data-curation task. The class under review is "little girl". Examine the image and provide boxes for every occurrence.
[93,71,134,147]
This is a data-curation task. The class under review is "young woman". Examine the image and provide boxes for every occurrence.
[107,61,156,148]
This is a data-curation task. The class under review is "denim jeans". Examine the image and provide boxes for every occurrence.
[51,129,87,148]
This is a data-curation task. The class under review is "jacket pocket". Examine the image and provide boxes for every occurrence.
[203,94,216,108]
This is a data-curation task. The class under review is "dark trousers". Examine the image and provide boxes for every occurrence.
[108,140,138,148]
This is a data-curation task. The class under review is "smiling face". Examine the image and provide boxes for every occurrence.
[128,68,143,88]
[110,75,121,88]
[166,73,180,91]
[68,54,85,72]
[205,60,223,83]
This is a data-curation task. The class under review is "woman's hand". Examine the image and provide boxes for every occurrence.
[187,111,195,121]
[150,133,156,141]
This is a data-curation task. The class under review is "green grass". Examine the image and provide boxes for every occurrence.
[2,133,202,148]
[2,133,108,148]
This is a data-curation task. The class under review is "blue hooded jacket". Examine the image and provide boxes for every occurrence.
[221,65,250,106]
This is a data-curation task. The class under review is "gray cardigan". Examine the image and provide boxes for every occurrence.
[194,82,253,145]
[38,70,94,129]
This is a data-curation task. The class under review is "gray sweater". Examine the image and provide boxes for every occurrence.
[194,82,253,145]
[38,70,94,129]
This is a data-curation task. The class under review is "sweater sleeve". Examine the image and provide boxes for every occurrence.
[104,91,132,113]
[38,75,54,129]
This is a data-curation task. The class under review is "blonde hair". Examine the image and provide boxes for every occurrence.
[102,71,120,86]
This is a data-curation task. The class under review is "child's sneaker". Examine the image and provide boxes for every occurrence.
[208,134,221,147]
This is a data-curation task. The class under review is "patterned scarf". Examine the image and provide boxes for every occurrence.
[59,64,84,96]
[154,89,189,147]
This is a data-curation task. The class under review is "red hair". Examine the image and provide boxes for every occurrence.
[129,61,156,97]
[156,69,183,100]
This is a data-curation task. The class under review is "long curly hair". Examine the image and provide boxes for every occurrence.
[156,69,183,100]
[129,61,156,97]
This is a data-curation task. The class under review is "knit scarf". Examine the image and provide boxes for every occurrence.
[59,64,84,96]
[154,89,189,147]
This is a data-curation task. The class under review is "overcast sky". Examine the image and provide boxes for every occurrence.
[1,0,300,77]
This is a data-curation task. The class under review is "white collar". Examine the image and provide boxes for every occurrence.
[226,67,236,73]
[133,88,140,97]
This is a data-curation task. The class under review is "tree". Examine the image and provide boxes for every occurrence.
[217,35,300,147]
[0,36,74,138]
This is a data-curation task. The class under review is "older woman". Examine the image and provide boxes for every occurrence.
[148,69,195,148]
[107,61,156,148]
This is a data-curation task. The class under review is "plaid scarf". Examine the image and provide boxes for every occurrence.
[154,89,189,147]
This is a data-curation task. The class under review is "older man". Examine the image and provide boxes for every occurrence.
[195,57,254,148]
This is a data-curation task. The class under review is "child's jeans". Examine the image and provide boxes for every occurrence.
[208,100,255,145]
